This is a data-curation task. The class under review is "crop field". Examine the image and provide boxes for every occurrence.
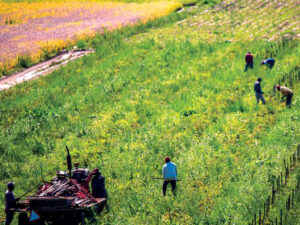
[0,0,182,75]
[0,0,300,224]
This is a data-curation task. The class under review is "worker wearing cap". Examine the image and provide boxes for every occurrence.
[162,157,177,196]
[261,58,275,69]
[5,182,18,225]
[254,78,266,104]
[91,169,107,198]
[244,52,254,72]
[276,85,293,107]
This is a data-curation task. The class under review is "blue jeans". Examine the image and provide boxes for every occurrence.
[268,61,275,69]
[5,211,14,225]
[163,180,176,196]
[244,63,253,72]
[286,93,293,107]
[256,93,266,104]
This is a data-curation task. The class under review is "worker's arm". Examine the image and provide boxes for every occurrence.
[281,95,287,101]
[162,165,166,179]
[85,171,94,186]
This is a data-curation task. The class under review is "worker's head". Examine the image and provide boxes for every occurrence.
[276,85,281,90]
[74,162,80,169]
[261,60,265,65]
[164,157,171,163]
[257,78,262,82]
[7,182,14,191]
[247,51,251,54]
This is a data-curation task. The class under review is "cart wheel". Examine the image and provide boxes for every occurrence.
[18,212,29,225]
[81,211,85,225]
[30,220,45,225]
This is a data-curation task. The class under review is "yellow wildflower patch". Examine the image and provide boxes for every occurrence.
[0,1,182,74]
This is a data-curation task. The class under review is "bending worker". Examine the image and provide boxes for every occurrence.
[5,182,18,225]
[261,58,275,69]
[276,85,293,107]
[162,157,177,196]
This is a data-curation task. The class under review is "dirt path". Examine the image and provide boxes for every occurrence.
[0,49,93,91]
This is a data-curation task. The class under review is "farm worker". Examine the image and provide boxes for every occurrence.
[5,182,18,225]
[261,58,275,69]
[254,78,266,104]
[162,157,177,196]
[244,52,253,72]
[276,85,293,107]
[91,169,107,198]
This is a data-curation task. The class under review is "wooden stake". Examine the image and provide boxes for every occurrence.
[279,209,282,225]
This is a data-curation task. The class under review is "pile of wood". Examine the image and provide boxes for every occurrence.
[33,180,96,208]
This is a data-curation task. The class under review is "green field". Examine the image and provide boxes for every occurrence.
[1,0,300,224]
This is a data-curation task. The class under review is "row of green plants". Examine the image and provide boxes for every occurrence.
[147,0,300,44]
[247,145,300,224]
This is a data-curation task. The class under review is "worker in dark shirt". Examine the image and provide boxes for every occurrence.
[254,78,266,104]
[91,169,107,198]
[5,182,18,225]
[261,58,275,69]
[244,52,253,72]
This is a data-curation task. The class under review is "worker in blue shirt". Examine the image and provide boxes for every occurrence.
[261,58,275,69]
[162,157,177,196]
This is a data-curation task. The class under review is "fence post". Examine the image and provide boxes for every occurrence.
[272,182,275,204]
[267,196,270,217]
[292,189,294,206]
[285,166,289,186]
[279,209,282,225]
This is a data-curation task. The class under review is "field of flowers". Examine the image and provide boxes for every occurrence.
[0,0,182,76]
[0,0,300,224]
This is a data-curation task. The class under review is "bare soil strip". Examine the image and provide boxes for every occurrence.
[0,49,93,91]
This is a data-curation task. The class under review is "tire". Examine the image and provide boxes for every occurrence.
[30,220,46,225]
[18,212,29,225]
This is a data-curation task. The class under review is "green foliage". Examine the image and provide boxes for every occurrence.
[17,55,32,68]
[200,0,221,6]
[76,40,88,50]
[0,1,300,224]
